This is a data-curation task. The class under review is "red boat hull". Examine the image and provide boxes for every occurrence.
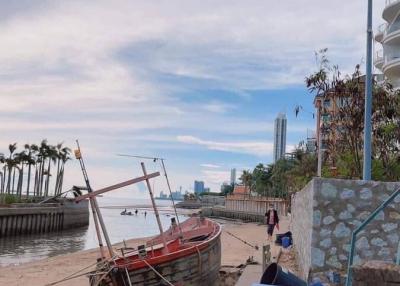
[91,217,222,286]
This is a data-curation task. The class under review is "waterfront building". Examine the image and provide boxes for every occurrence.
[194,180,205,195]
[273,113,287,162]
[230,168,236,185]
[375,1,400,88]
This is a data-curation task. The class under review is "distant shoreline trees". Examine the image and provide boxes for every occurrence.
[0,140,71,204]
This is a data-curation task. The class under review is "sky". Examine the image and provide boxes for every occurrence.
[0,0,387,197]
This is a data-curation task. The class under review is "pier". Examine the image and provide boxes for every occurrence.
[0,198,89,237]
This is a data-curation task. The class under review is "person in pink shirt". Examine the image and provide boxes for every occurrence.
[265,204,279,242]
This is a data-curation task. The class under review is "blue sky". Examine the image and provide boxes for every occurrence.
[0,0,387,196]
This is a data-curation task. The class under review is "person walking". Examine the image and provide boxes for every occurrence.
[265,204,279,242]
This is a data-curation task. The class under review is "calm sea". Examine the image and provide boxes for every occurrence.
[0,197,187,266]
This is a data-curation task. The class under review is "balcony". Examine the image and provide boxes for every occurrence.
[375,23,387,43]
[374,50,384,70]
[383,0,400,23]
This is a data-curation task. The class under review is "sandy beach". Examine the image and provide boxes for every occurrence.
[0,218,279,286]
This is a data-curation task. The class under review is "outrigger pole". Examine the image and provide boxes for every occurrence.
[74,146,165,256]
[75,140,113,258]
[117,154,183,238]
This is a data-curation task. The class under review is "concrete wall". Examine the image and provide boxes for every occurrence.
[202,207,266,223]
[0,198,88,237]
[292,178,400,282]
[352,261,400,286]
[225,195,288,216]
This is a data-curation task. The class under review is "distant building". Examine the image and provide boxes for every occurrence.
[232,185,249,196]
[230,168,236,185]
[194,180,205,195]
[204,187,210,193]
[306,129,317,153]
[273,113,287,162]
[159,191,168,199]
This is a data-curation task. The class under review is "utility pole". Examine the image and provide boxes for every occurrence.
[363,0,373,181]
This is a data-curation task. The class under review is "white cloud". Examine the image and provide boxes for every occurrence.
[200,163,221,169]
[177,135,273,156]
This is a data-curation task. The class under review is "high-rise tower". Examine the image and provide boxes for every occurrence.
[273,113,287,162]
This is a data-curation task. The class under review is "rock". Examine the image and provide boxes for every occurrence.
[390,212,400,220]
[356,237,370,250]
[371,229,379,234]
[320,228,331,237]
[359,188,372,200]
[341,189,355,199]
[347,204,356,213]
[320,238,332,249]
[323,216,335,225]
[387,233,399,244]
[357,211,371,220]
[382,223,398,233]
[371,238,387,247]
[334,222,351,238]
[376,210,385,221]
[313,199,319,208]
[329,247,337,255]
[326,255,342,269]
[348,219,362,227]
[321,183,338,199]
[339,210,352,220]
[378,248,391,259]
[312,247,326,268]
[313,210,321,227]
[342,244,350,253]
[339,254,347,261]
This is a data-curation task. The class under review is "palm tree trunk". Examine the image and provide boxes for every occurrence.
[39,160,45,197]
[26,164,32,197]
[55,158,61,195]
[33,166,38,197]
[12,168,16,195]
[18,165,24,198]
[45,160,51,197]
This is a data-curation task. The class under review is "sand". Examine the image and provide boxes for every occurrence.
[0,219,285,286]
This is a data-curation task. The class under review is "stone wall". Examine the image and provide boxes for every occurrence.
[292,178,400,282]
[352,261,400,286]
[291,179,314,280]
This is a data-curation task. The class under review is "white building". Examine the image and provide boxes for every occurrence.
[273,113,287,162]
[375,0,400,88]
[230,168,236,185]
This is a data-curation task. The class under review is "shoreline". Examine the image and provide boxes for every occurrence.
[0,217,284,286]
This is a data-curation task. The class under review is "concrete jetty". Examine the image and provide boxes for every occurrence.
[0,198,89,237]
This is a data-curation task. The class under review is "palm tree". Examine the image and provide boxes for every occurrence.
[24,144,36,197]
[240,170,253,197]
[6,143,17,194]
[44,144,57,197]
[55,147,71,195]
[37,140,48,197]
[0,153,5,196]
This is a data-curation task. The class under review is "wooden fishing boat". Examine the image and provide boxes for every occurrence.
[90,216,221,286]
[72,147,222,286]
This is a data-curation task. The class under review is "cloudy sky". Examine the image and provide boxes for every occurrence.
[0,0,386,196]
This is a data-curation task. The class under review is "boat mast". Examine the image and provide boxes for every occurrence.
[75,141,115,258]
[141,162,167,251]
[160,159,183,237]
[116,154,183,238]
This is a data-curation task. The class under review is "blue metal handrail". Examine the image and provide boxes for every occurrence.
[345,186,400,286]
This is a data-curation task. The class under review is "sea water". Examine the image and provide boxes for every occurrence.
[0,196,187,266]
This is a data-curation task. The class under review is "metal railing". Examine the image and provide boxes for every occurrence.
[345,186,400,286]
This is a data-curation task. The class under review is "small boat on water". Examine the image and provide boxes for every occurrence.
[72,147,221,286]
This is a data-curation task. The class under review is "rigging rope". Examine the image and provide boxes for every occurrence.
[224,230,259,250]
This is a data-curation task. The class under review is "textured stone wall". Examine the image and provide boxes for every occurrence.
[352,260,400,286]
[292,179,314,280]
[292,178,400,281]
